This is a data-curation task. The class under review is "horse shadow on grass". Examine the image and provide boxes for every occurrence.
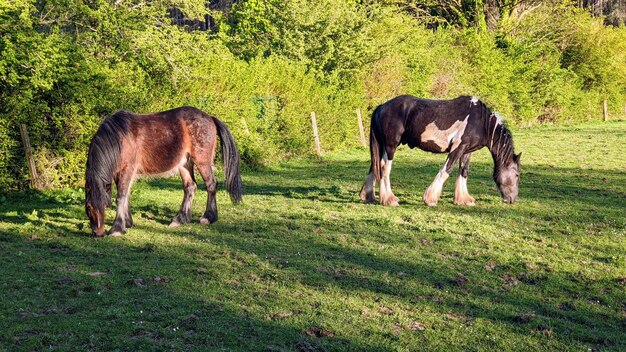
[134,155,626,216]
[0,227,388,351]
[2,154,625,350]
[121,156,626,349]
[189,215,626,350]
[3,215,624,350]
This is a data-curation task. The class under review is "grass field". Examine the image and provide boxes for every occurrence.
[1,120,625,351]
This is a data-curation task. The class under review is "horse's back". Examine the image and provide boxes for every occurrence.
[376,95,481,153]
[118,107,216,175]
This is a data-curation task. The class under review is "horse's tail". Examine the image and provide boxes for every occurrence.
[370,105,384,184]
[212,117,243,204]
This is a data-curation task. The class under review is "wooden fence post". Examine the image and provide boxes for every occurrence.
[603,99,608,121]
[356,108,366,147]
[241,118,251,135]
[310,112,322,156]
[19,124,39,189]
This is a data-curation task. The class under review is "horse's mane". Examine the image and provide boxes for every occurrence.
[491,122,515,167]
[487,113,515,166]
[477,101,515,168]
[85,110,132,210]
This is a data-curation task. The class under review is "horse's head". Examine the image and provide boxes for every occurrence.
[85,176,111,237]
[494,152,521,204]
[84,114,126,236]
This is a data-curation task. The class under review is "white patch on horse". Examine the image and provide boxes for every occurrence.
[423,166,449,206]
[384,159,393,192]
[470,96,479,106]
[489,113,503,150]
[421,115,469,152]
[493,112,503,125]
[381,150,388,167]
[454,174,475,206]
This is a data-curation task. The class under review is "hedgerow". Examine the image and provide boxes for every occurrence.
[1,0,625,190]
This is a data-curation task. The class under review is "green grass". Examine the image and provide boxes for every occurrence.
[1,120,625,351]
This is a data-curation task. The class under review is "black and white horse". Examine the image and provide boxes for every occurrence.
[360,95,521,206]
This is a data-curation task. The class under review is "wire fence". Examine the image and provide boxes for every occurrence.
[0,147,24,155]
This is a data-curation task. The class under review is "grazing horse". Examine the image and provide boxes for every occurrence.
[360,95,521,206]
[85,106,243,237]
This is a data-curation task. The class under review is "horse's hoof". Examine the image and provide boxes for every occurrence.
[361,193,376,204]
[423,199,438,207]
[423,191,441,206]
[360,190,376,203]
[109,231,124,237]
[169,220,181,227]
[381,198,400,206]
[454,195,476,206]
[454,199,475,206]
[200,217,217,225]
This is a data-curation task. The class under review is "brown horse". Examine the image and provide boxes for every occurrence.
[360,95,521,206]
[85,106,243,237]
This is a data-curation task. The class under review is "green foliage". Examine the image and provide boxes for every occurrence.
[223,0,383,85]
[1,0,625,190]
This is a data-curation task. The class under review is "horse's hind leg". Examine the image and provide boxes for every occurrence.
[195,161,218,225]
[379,151,399,206]
[454,153,475,206]
[110,168,136,236]
[359,167,376,203]
[170,159,197,227]
[125,199,133,228]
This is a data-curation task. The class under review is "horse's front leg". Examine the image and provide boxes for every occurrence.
[423,148,464,206]
[454,153,475,206]
[110,170,135,236]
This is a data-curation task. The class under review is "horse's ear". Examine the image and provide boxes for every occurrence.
[514,152,522,163]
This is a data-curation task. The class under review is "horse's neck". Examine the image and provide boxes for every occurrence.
[487,122,512,168]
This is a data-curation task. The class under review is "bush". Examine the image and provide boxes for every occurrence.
[1,0,625,191]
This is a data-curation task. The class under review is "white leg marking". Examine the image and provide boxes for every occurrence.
[384,160,399,206]
[423,165,449,207]
[110,196,128,236]
[380,158,399,206]
[454,175,475,206]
